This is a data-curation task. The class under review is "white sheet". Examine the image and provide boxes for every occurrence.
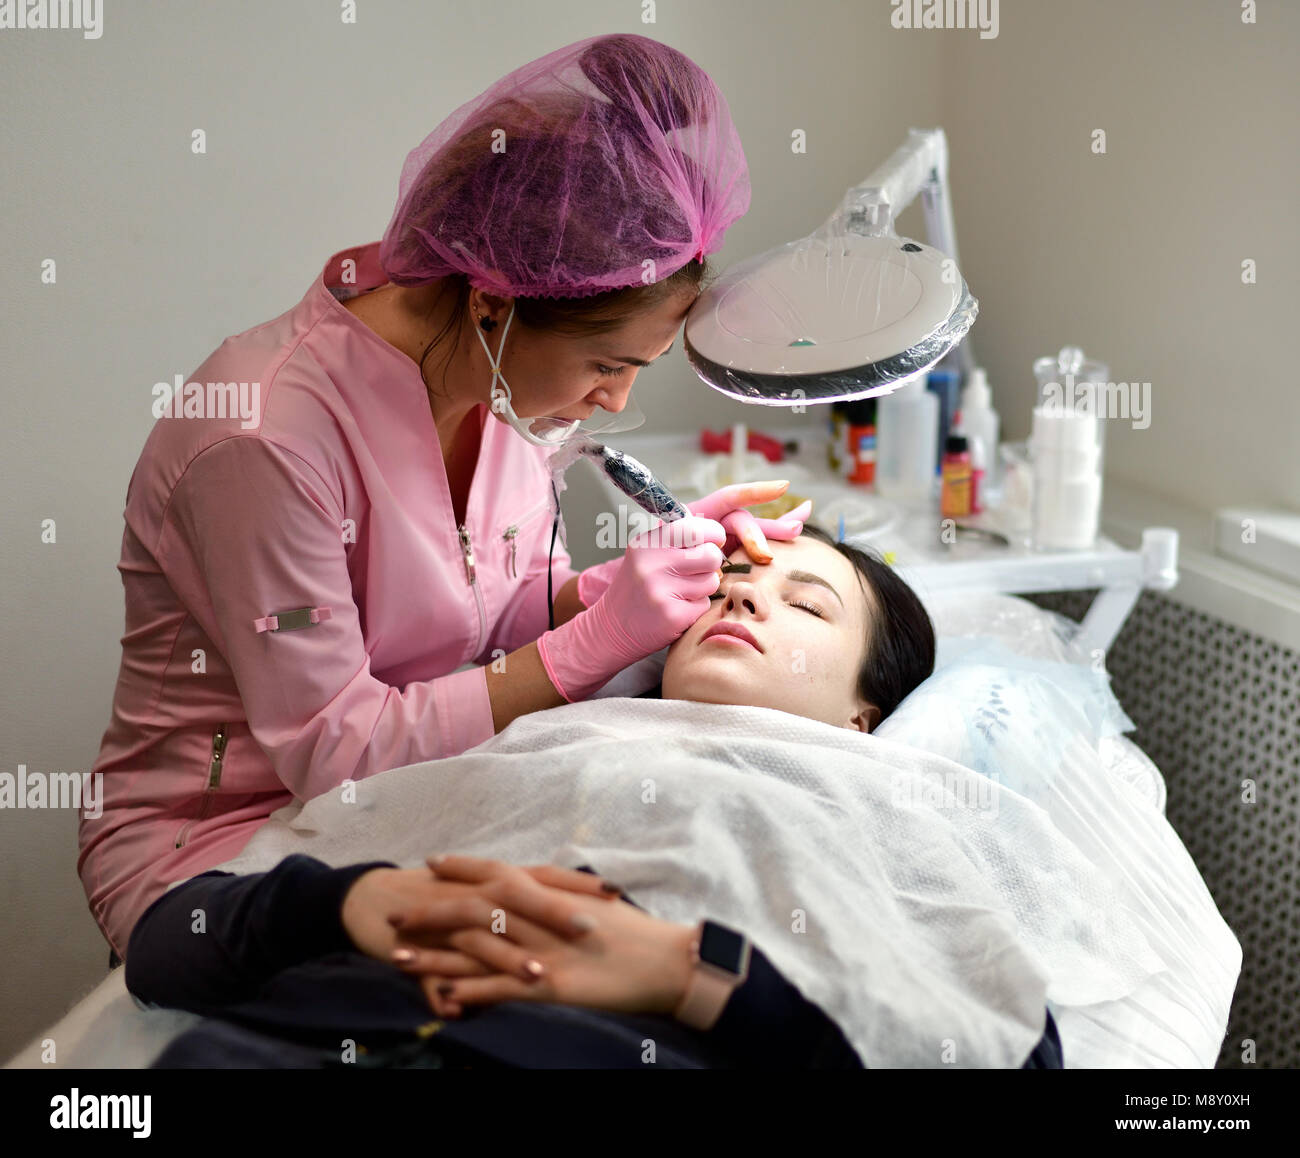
[205,696,1177,1068]
[5,723,1226,1071]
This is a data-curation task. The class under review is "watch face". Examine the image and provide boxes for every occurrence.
[699,921,747,974]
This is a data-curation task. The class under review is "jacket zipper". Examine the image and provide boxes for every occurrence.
[501,500,551,578]
[175,723,227,849]
[458,523,488,657]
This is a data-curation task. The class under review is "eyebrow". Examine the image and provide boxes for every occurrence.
[722,561,845,608]
[603,340,675,367]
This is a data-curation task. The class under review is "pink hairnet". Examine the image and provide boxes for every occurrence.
[379,33,751,299]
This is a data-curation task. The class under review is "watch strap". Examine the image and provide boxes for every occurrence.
[673,920,749,1031]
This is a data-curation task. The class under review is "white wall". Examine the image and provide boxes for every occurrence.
[1,0,1293,1059]
[936,0,1299,513]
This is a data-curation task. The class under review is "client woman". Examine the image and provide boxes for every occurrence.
[125,525,1063,1068]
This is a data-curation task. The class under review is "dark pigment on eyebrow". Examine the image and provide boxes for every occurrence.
[711,561,751,599]
[709,560,843,605]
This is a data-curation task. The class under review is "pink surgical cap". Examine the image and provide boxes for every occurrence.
[378,33,751,299]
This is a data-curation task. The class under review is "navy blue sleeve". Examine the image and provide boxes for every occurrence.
[711,962,1061,1068]
[1021,1007,1064,1068]
[700,945,863,1067]
[124,854,397,1016]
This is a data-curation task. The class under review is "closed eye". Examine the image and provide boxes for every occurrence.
[709,583,828,619]
[596,364,628,377]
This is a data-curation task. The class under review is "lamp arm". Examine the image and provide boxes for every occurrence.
[815,127,974,378]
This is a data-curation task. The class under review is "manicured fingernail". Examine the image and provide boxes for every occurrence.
[599,882,623,895]
[427,855,446,868]
[437,982,455,996]
[392,948,416,964]
[521,959,545,980]
[571,913,598,932]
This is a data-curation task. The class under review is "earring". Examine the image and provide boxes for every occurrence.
[479,315,498,332]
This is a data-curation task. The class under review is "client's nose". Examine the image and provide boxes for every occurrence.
[722,579,765,618]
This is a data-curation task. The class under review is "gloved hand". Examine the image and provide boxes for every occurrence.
[538,515,726,702]
[576,481,813,608]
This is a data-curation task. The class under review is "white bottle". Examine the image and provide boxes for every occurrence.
[954,367,1000,509]
[875,377,939,504]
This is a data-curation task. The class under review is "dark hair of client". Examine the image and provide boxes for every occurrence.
[795,522,936,724]
[641,520,936,728]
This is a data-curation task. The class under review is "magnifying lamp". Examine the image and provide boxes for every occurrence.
[684,127,979,405]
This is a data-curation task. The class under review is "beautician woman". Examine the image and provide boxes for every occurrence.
[79,34,810,962]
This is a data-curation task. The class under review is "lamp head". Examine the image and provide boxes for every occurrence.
[684,233,977,406]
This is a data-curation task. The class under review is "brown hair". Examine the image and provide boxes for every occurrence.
[414,258,710,396]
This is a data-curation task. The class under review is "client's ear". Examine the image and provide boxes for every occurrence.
[847,702,881,734]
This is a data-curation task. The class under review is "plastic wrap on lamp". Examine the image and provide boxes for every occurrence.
[684,230,978,406]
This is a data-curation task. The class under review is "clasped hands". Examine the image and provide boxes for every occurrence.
[340,854,698,1022]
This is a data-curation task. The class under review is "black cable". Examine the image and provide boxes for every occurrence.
[547,477,560,632]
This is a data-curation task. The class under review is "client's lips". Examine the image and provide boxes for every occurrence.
[701,621,763,653]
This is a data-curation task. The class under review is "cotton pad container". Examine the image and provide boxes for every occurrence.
[1030,347,1107,550]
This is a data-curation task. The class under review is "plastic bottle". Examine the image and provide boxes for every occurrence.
[843,397,877,485]
[875,377,939,504]
[940,435,973,518]
[926,365,962,476]
[953,367,1000,507]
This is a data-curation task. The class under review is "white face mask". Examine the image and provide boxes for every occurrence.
[475,301,645,447]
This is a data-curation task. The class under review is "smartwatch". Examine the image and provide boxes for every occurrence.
[673,919,751,1031]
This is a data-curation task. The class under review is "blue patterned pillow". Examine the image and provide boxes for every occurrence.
[873,639,1135,800]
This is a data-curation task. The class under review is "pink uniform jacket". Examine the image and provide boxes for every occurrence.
[80,242,582,959]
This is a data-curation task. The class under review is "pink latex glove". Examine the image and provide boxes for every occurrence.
[576,481,813,609]
[538,515,726,702]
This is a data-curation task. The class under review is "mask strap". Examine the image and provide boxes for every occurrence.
[477,303,516,415]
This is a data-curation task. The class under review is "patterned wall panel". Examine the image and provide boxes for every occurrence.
[1027,589,1298,1070]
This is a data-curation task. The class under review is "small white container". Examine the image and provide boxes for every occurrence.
[1030,406,1103,549]
[875,377,939,504]
[1030,347,1108,551]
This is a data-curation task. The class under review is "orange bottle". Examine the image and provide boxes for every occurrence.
[940,435,972,518]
